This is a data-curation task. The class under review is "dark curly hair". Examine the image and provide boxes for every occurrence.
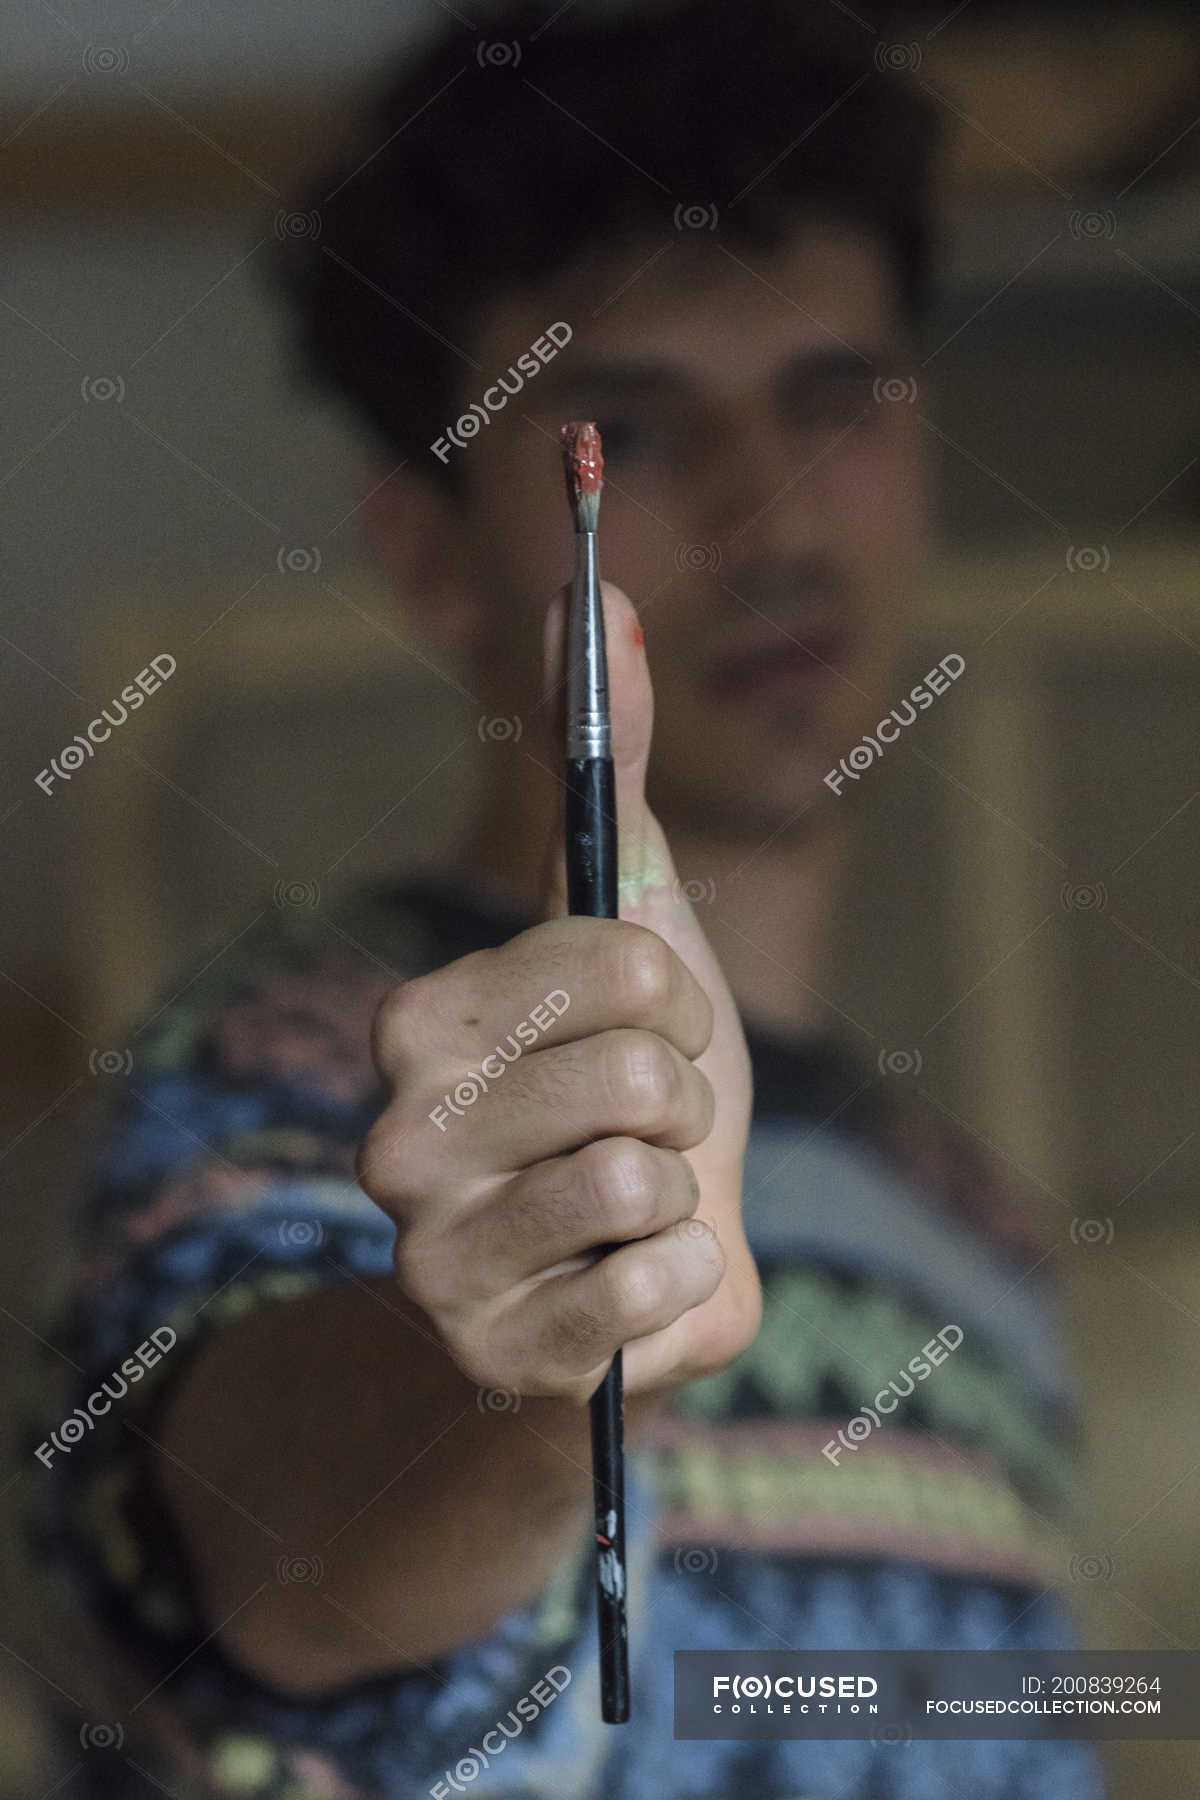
[267,0,941,487]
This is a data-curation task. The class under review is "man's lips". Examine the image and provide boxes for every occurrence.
[709,625,851,699]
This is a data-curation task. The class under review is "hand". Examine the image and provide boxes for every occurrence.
[358,580,761,1408]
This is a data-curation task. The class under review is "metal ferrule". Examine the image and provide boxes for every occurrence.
[566,529,610,759]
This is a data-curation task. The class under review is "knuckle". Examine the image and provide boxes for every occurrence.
[356,1109,427,1200]
[370,975,428,1070]
[604,1029,678,1123]
[608,924,676,1020]
[446,1326,508,1394]
[356,1116,398,1193]
[391,1228,453,1310]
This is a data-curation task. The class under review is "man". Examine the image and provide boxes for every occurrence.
[25,1,1105,1795]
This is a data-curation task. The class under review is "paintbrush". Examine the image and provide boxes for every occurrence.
[560,420,629,1725]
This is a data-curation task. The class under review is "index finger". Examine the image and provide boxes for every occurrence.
[379,914,714,1070]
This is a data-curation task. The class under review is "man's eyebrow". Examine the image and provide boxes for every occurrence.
[531,346,896,408]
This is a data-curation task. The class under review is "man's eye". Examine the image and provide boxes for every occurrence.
[594,413,699,464]
[593,416,659,461]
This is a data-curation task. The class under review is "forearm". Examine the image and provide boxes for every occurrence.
[153,1273,672,1696]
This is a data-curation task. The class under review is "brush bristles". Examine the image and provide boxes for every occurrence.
[561,421,604,532]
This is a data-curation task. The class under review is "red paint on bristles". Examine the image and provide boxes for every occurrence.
[561,420,604,503]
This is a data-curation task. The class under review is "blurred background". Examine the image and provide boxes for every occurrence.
[2,2,1198,1793]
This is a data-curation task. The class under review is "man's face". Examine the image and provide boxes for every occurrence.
[443,218,928,842]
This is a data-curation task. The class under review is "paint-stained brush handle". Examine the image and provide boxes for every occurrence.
[561,422,630,1725]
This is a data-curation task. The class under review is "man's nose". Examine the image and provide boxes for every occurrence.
[695,413,828,556]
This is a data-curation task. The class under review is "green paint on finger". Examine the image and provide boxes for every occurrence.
[618,851,678,910]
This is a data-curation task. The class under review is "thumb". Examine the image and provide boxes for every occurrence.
[537,577,756,1340]
[536,579,746,1119]
[538,579,669,923]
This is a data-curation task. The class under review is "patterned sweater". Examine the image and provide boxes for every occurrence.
[20,876,1106,1799]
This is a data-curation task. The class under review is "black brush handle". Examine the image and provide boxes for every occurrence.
[566,755,618,919]
[565,753,629,1724]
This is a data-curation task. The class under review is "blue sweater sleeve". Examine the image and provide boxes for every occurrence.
[20,911,627,1799]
